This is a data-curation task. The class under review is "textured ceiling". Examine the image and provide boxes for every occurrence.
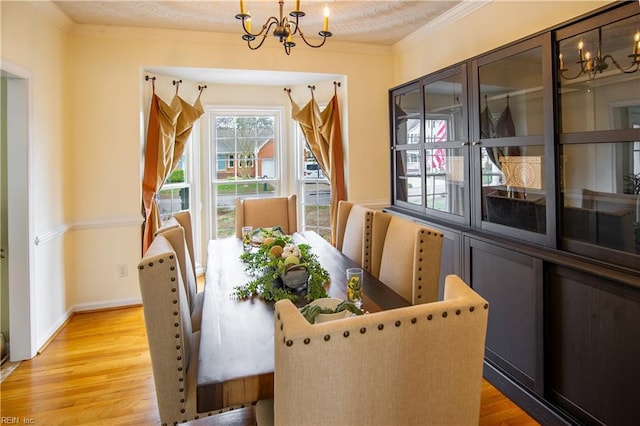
[53,0,463,46]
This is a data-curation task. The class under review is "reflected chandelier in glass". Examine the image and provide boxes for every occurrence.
[558,16,640,81]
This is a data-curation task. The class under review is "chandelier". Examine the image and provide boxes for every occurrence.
[559,27,640,81]
[236,0,332,55]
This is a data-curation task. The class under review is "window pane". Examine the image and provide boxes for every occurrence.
[424,72,465,142]
[395,149,423,206]
[425,147,465,216]
[394,87,421,145]
[558,14,640,133]
[158,187,189,219]
[302,181,331,240]
[215,116,275,180]
[212,112,280,238]
[481,145,546,233]
[479,47,544,138]
[560,142,640,255]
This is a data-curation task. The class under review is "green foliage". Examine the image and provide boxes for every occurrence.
[298,300,364,324]
[233,234,330,302]
[167,169,184,183]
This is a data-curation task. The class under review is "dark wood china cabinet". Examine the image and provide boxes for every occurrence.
[388,2,640,425]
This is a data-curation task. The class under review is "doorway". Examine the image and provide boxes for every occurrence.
[1,63,36,362]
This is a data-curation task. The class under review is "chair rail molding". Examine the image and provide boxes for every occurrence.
[34,216,142,246]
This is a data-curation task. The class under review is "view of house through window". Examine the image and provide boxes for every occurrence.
[211,111,280,238]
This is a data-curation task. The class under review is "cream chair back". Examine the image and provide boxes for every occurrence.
[266,274,489,426]
[334,201,374,269]
[372,211,444,304]
[138,235,200,425]
[235,195,297,237]
[173,210,196,279]
[156,218,203,331]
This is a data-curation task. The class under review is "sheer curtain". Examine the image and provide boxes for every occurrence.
[288,85,346,244]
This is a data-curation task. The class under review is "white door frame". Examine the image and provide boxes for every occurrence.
[2,60,37,360]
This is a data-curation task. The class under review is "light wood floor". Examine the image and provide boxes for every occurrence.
[1,306,539,425]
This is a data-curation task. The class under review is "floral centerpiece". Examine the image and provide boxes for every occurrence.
[233,232,330,302]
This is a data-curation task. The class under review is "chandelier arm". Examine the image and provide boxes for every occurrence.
[560,68,585,81]
[297,29,331,49]
[238,15,280,38]
[602,54,640,74]
[247,33,271,50]
[289,14,301,36]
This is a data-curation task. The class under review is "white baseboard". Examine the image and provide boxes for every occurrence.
[73,298,142,313]
[37,308,74,352]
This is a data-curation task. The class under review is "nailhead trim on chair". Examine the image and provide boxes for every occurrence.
[415,229,426,303]
[363,213,372,271]
[142,252,196,424]
[277,301,488,350]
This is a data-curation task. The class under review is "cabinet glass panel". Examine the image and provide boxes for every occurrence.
[481,145,547,233]
[560,141,640,256]
[395,149,423,206]
[394,87,422,145]
[557,14,640,133]
[424,73,465,143]
[425,147,465,215]
[478,47,544,138]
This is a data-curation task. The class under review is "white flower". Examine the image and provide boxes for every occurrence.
[281,243,301,259]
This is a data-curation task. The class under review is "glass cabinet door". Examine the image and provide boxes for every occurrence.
[423,64,469,224]
[556,5,640,270]
[472,34,554,244]
[392,82,424,210]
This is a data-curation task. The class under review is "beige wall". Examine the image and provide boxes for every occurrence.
[392,1,613,85]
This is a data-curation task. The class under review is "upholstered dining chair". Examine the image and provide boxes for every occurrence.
[256,274,489,426]
[173,210,197,280]
[156,217,203,332]
[138,234,201,425]
[235,195,297,237]
[334,201,374,269]
[370,211,444,305]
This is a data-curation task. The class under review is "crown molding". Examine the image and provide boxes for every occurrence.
[394,0,491,49]
[29,0,74,34]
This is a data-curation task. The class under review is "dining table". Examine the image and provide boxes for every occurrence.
[196,231,409,413]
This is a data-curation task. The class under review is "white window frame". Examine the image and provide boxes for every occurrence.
[205,106,287,239]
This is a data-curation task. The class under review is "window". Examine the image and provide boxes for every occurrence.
[210,110,281,238]
[158,134,192,220]
[298,126,331,241]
